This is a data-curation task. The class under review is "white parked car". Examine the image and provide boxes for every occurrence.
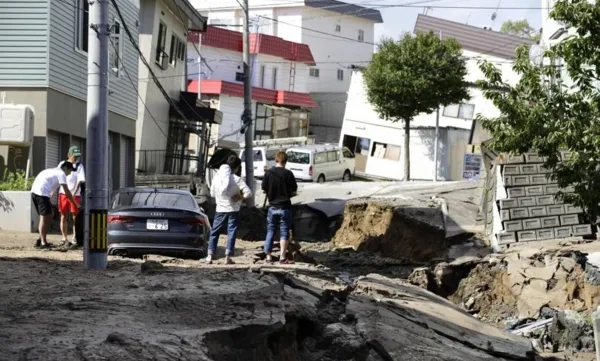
[285,145,356,183]
[240,147,282,178]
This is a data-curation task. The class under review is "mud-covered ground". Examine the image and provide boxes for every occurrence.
[0,231,592,361]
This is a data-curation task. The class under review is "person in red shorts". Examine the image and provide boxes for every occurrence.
[56,146,86,246]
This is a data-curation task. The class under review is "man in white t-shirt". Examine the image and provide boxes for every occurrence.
[57,146,86,245]
[30,162,78,248]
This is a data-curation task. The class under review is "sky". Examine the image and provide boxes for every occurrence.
[370,0,542,41]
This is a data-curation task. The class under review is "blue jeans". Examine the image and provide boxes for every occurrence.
[264,207,292,254]
[208,212,239,256]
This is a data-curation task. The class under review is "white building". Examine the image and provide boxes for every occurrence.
[187,26,317,149]
[136,0,224,175]
[339,15,534,181]
[188,0,383,142]
[540,0,568,46]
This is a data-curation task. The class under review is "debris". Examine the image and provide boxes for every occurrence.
[140,260,164,273]
[548,310,595,353]
[511,318,554,336]
[332,198,446,262]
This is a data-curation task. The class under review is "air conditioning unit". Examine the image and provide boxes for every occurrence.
[0,104,35,146]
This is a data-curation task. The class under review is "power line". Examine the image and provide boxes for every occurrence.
[108,36,169,139]
[300,0,442,21]
[109,0,215,147]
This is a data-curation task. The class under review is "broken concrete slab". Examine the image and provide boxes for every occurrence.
[332,198,446,262]
[350,274,535,360]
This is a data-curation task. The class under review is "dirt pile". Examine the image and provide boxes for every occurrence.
[332,198,446,262]
[450,263,518,324]
[237,207,267,241]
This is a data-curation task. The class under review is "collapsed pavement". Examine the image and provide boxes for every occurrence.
[0,256,536,361]
[407,243,600,356]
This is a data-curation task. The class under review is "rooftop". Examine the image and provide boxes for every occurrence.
[193,0,382,23]
[414,14,535,60]
[304,0,383,23]
[189,26,315,65]
[188,79,318,108]
[287,144,343,153]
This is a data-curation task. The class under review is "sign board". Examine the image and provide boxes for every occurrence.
[462,152,482,180]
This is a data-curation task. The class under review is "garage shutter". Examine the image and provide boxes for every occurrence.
[120,135,129,188]
[45,131,61,205]
[46,132,61,169]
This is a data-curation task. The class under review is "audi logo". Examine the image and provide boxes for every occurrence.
[150,212,165,217]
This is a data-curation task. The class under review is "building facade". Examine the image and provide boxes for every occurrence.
[135,0,216,176]
[188,0,382,143]
[187,26,317,150]
[0,0,140,189]
[339,15,534,181]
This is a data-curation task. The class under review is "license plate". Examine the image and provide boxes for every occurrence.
[147,219,168,231]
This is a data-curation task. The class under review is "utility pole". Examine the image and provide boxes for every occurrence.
[195,33,203,178]
[242,0,255,207]
[84,0,109,269]
[433,29,441,183]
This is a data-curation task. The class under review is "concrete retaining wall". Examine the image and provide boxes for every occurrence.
[0,191,37,233]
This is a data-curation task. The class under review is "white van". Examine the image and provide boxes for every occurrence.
[286,145,356,183]
[239,147,282,178]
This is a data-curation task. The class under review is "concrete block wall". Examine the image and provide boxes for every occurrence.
[495,151,593,247]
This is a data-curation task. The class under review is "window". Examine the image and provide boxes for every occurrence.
[309,68,320,77]
[111,190,197,210]
[75,0,89,52]
[177,40,186,61]
[370,142,401,161]
[287,151,310,164]
[443,103,475,120]
[314,152,327,164]
[266,150,279,161]
[110,20,122,76]
[241,150,263,162]
[272,67,278,89]
[327,151,339,162]
[335,24,341,32]
[155,22,167,68]
[169,35,178,66]
[337,69,344,81]
[358,29,364,42]
[235,72,244,82]
[208,18,232,26]
[260,65,266,87]
[342,147,354,158]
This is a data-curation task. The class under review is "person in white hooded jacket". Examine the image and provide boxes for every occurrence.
[205,155,252,264]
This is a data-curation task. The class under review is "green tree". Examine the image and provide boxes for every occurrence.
[500,19,540,41]
[477,0,600,221]
[362,33,468,181]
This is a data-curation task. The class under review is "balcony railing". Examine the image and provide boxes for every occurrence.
[136,150,199,175]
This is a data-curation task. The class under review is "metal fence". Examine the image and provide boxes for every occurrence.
[136,150,199,175]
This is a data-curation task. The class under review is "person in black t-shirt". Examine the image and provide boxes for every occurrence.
[261,151,297,264]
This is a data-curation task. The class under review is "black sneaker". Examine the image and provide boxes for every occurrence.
[34,239,41,248]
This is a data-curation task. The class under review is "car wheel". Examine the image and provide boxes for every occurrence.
[317,174,326,183]
[343,170,352,182]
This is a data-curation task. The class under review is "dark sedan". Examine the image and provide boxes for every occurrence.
[108,188,210,259]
